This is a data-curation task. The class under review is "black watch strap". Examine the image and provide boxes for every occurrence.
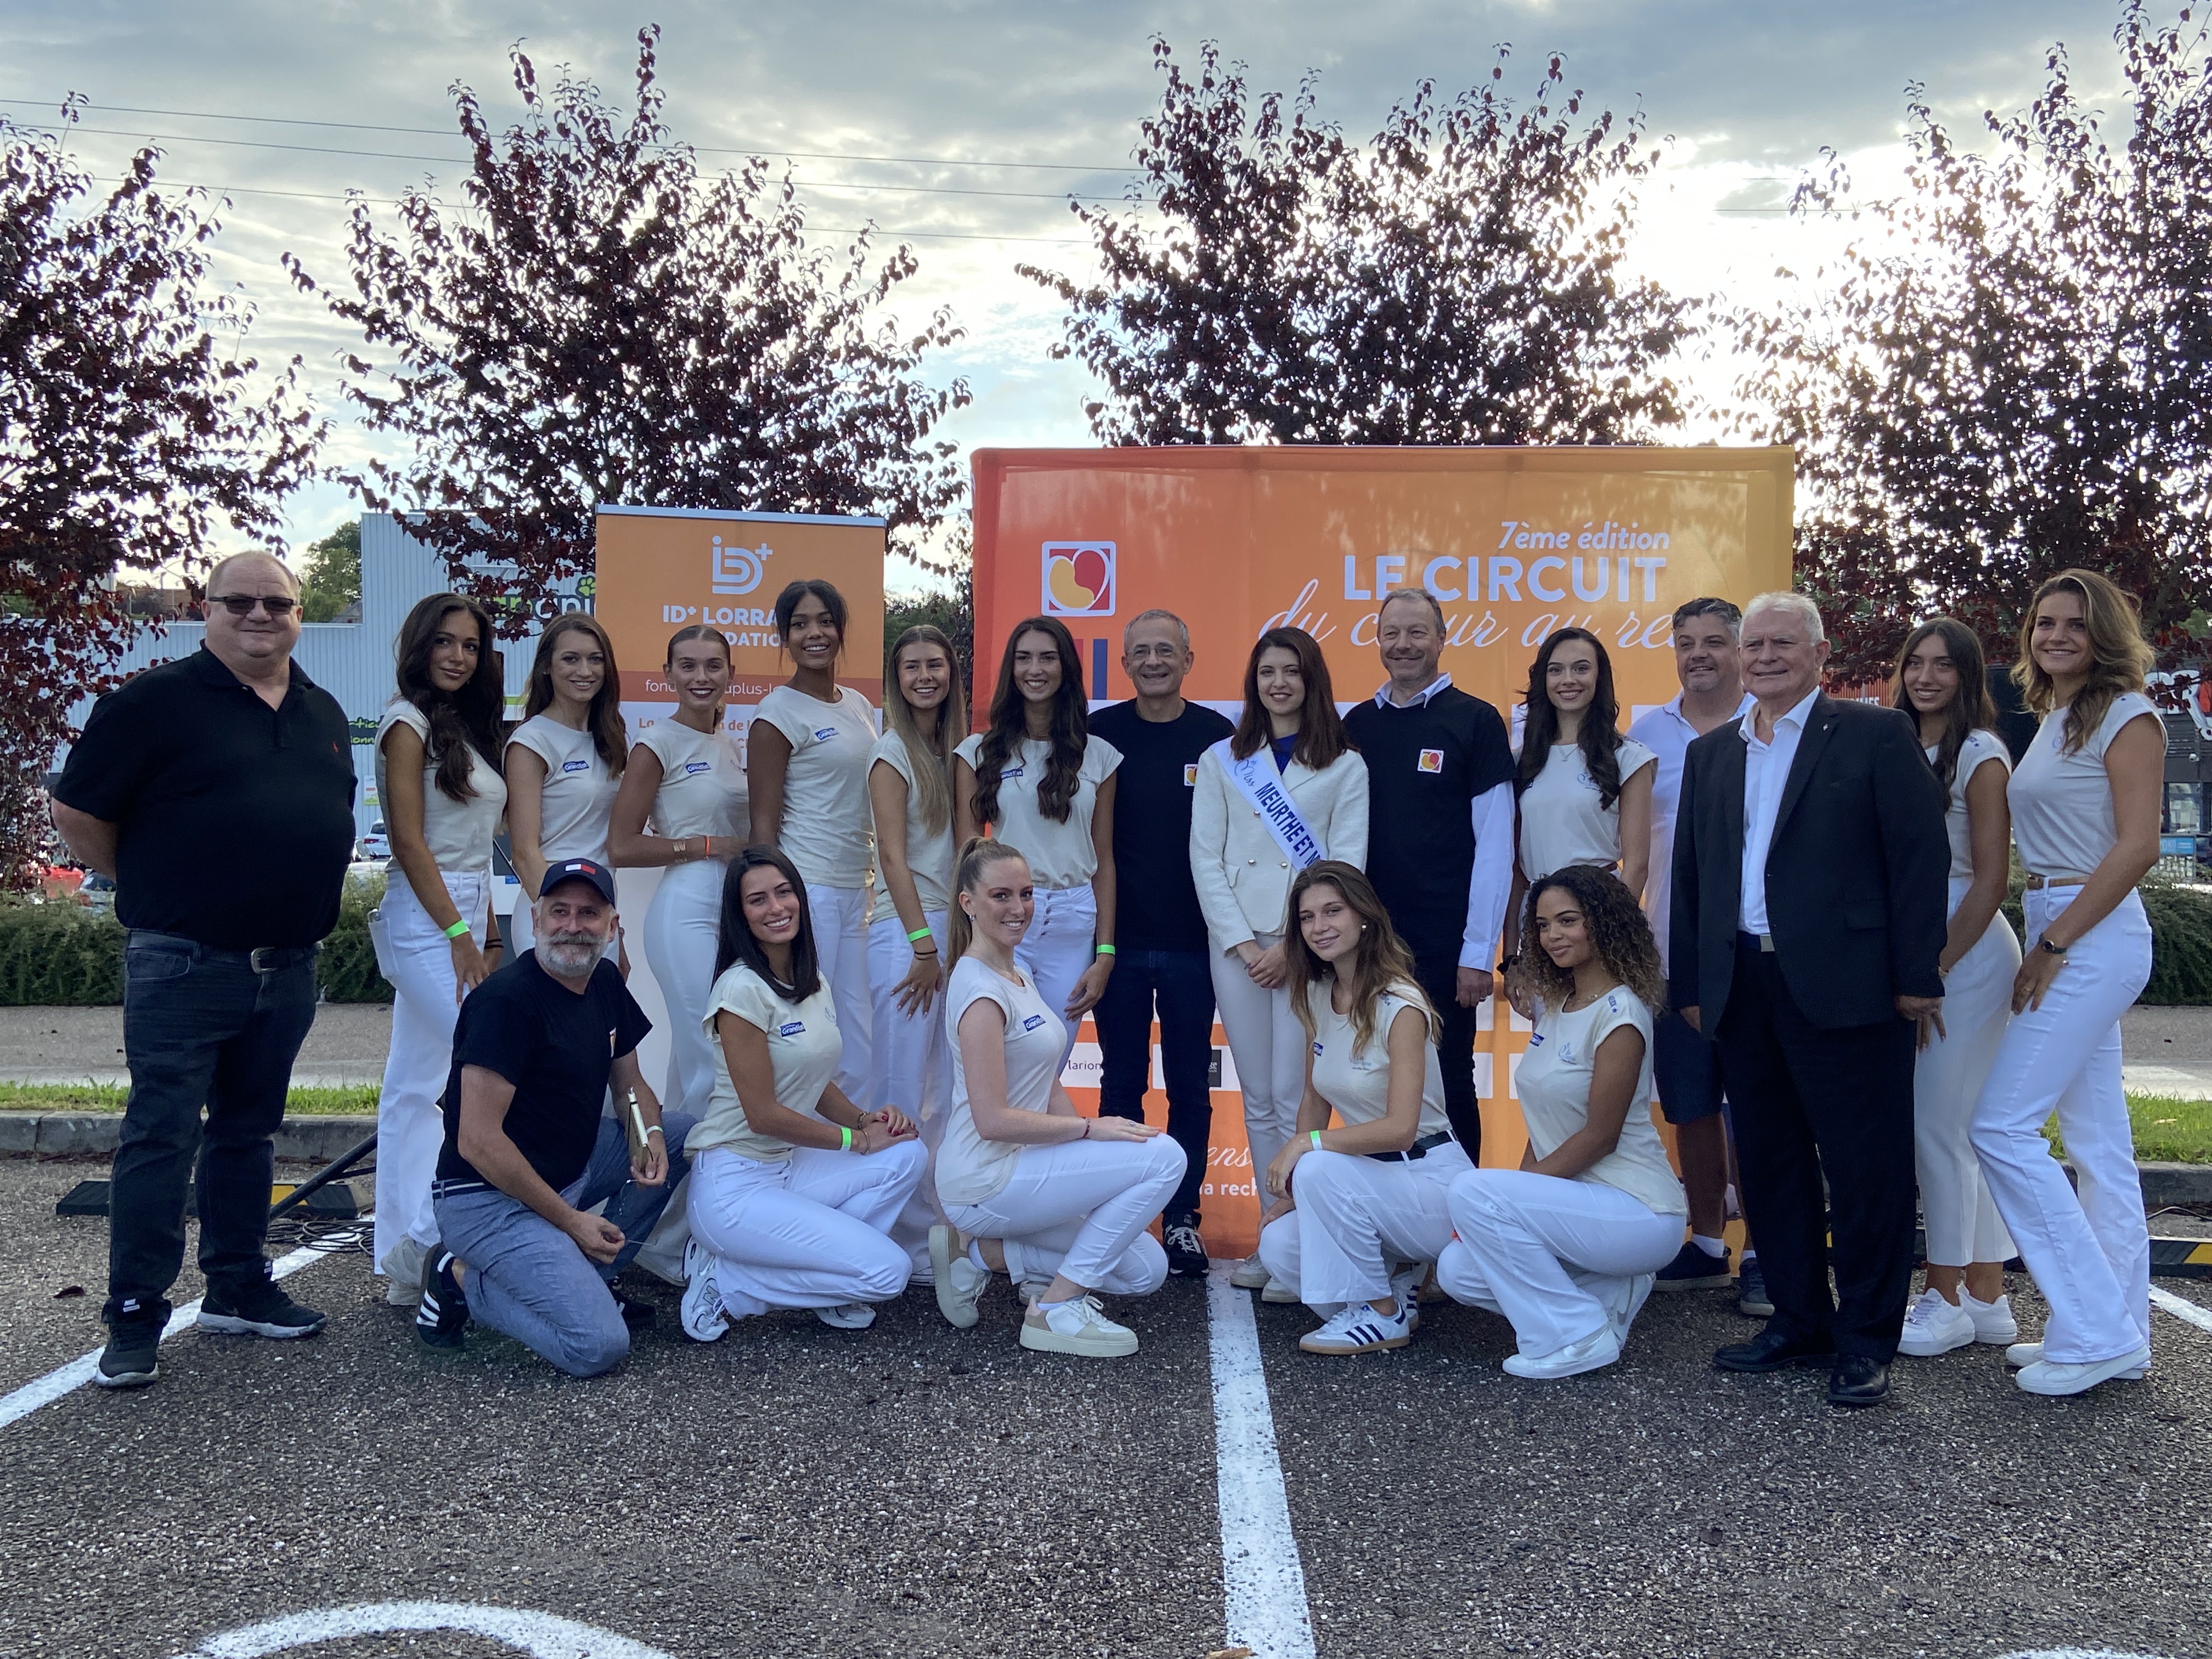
[2038,937,2067,956]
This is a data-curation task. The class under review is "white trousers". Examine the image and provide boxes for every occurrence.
[688,1141,926,1312]
[1971,888,2152,1363]
[1435,1169,1683,1356]
[867,910,954,1278]
[644,859,725,1118]
[944,1135,1184,1295]
[1916,879,2020,1266]
[371,868,486,1271]
[1015,884,1097,1068]
[810,883,873,1105]
[1258,1142,1472,1307]
[1210,932,1307,1187]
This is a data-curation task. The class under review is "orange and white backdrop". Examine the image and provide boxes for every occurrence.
[973,447,1793,1257]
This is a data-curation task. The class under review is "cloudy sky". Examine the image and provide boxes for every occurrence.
[1,0,2137,591]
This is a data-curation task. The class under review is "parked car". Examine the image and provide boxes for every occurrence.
[357,820,391,861]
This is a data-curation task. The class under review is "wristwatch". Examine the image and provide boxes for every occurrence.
[2038,938,2068,957]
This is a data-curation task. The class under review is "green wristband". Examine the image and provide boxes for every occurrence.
[1310,1130,1324,1152]
[839,1125,853,1152]
[907,926,934,943]
[1095,943,1116,956]
[443,918,471,940]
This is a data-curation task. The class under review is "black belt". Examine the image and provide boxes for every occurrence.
[127,930,318,973]
[1735,930,1777,954]
[1368,1131,1454,1164]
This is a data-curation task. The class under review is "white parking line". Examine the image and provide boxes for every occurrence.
[2149,1284,2212,1334]
[178,1600,673,1658]
[1206,1266,1316,1659]
[0,1229,364,1432]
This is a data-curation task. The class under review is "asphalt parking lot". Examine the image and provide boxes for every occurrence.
[0,1154,2204,1659]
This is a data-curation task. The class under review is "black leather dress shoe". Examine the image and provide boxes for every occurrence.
[1827,1355,1890,1408]
[1713,1327,1838,1373]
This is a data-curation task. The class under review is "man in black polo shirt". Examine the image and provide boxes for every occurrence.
[1088,608,1234,1276]
[50,552,356,1389]
[415,859,692,1377]
[1340,587,1515,1159]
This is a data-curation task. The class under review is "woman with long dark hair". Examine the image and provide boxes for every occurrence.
[928,838,1183,1356]
[610,626,747,1119]
[954,616,1121,1064]
[506,614,627,958]
[679,847,925,1342]
[1889,618,2023,1359]
[1255,861,1467,1356]
[370,592,507,1304]
[750,579,880,1105]
[1436,866,1683,1379]
[1189,626,1369,1293]
[1972,570,2163,1395]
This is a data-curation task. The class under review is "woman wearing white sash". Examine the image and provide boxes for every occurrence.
[1191,627,1367,1291]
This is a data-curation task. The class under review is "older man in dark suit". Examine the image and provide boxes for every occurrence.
[1671,591,1949,1407]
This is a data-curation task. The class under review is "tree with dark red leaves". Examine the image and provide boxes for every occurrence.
[287,27,969,637]
[1,104,324,887]
[1023,40,1702,448]
[1735,3,2212,684]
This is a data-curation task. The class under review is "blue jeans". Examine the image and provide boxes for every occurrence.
[107,932,319,1328]
[1092,947,1215,1220]
[431,1113,695,1377]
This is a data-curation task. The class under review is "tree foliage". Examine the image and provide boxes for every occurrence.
[289,27,969,637]
[1024,40,1701,446]
[297,518,361,622]
[0,104,323,884]
[1735,3,2212,682]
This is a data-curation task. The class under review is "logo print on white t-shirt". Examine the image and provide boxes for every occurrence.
[777,1021,805,1037]
[1002,764,1024,780]
[1021,1013,1047,1032]
[813,727,838,743]
[562,758,590,774]
[684,760,712,776]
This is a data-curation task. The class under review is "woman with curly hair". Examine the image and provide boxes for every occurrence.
[1254,861,1468,1356]
[1436,865,1685,1379]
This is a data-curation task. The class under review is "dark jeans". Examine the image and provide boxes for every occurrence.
[1713,935,1916,1360]
[107,931,319,1328]
[1409,949,1482,1162]
[1653,1006,1725,1125]
[1093,948,1216,1220]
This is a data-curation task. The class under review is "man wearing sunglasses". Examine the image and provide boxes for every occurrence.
[50,551,357,1389]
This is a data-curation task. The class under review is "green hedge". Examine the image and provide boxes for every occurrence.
[1997,872,2212,1005]
[0,877,394,1006]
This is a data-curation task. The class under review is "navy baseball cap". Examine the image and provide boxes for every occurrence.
[538,857,618,905]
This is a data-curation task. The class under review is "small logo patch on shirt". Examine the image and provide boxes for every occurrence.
[1021,1013,1048,1032]
[1183,763,1198,787]
[1002,764,1025,780]
[562,759,590,774]
[813,727,839,743]
[1526,1032,1545,1048]
[1417,748,1444,773]
[777,1020,805,1037]
[1312,1040,1325,1057]
[684,760,712,776]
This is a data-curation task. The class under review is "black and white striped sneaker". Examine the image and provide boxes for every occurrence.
[415,1244,468,1352]
[1298,1300,1413,1355]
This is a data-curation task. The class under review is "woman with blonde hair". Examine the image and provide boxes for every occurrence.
[1190,627,1369,1295]
[1889,618,2022,1357]
[505,614,627,958]
[1255,861,1468,1355]
[1972,569,2163,1396]
[929,838,1183,1357]
[1436,866,1684,1378]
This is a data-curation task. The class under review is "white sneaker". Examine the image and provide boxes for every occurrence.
[929,1225,988,1330]
[1597,1273,1656,1348]
[1298,1301,1412,1355]
[1503,1324,1623,1379]
[2016,1343,2154,1396]
[2005,1339,2148,1376]
[1020,1295,1139,1357]
[679,1238,730,1343]
[1897,1288,1977,1357]
[1260,1279,1303,1304]
[1229,1258,1271,1290]
[1964,1290,2018,1343]
[380,1235,428,1308]
[815,1302,876,1330]
[1389,1266,1425,1333]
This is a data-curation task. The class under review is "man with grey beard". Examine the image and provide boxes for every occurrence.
[415,859,695,1375]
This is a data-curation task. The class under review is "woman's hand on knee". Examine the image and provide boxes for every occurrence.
[1084,1114,1160,1144]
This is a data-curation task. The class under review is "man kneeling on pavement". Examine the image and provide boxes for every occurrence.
[415,859,695,1375]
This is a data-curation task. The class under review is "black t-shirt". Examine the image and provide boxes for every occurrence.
[52,647,356,949]
[1087,698,1235,953]
[436,952,653,1193]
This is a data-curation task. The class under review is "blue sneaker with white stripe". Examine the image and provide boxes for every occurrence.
[1298,1300,1412,1355]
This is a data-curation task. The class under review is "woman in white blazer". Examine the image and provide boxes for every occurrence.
[1191,627,1369,1291]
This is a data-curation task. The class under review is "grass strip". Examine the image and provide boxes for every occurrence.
[0,1082,377,1117]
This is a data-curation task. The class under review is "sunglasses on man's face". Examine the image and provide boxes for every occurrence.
[206,594,298,617]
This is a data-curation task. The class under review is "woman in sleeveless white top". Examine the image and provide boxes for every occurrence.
[1189,627,1369,1269]
[1255,861,1471,1357]
[1437,867,1685,1378]
[610,628,747,1120]
[955,618,1121,1068]
[505,616,626,957]
[1889,622,2023,1358]
[370,595,508,1297]
[749,581,878,1106]
[1970,571,2164,1395]
[927,843,1184,1358]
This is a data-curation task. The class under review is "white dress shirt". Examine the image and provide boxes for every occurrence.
[1626,690,1757,965]
[1372,673,1515,971]
[1739,686,1820,936]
